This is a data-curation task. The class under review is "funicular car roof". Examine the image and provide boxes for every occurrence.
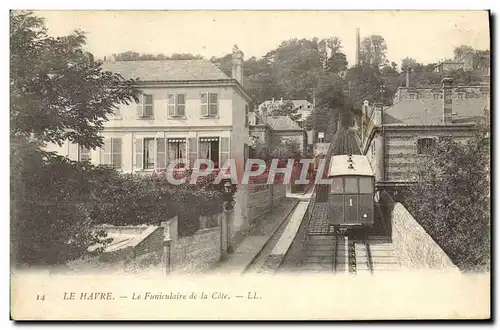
[328,155,374,177]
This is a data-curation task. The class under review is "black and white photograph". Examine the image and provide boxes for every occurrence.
[9,9,491,320]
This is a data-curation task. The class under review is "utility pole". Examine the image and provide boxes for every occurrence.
[380,84,386,105]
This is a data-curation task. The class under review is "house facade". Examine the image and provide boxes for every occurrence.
[55,49,251,173]
[361,78,490,190]
[45,46,256,237]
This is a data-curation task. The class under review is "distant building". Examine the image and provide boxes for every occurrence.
[361,78,489,189]
[257,98,314,124]
[248,110,307,155]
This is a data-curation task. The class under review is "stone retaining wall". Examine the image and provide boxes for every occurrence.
[381,191,459,271]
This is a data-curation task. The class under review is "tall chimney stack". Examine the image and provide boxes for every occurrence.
[231,45,244,85]
[355,27,361,66]
[442,78,453,123]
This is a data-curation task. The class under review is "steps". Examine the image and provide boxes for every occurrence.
[297,235,335,273]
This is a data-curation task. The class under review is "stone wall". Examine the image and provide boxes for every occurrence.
[247,184,272,224]
[162,214,224,274]
[272,184,287,206]
[93,225,164,263]
[171,227,221,273]
[381,191,459,271]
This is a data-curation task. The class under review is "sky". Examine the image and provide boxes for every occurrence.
[33,10,490,67]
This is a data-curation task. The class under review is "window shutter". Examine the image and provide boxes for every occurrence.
[167,93,176,117]
[209,93,218,116]
[245,105,249,127]
[188,137,198,168]
[156,138,166,169]
[102,138,112,165]
[220,137,230,168]
[137,94,144,117]
[112,138,122,169]
[68,142,79,161]
[177,93,185,117]
[201,93,208,116]
[135,138,143,169]
[144,94,154,117]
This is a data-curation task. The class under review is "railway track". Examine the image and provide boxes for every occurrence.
[333,231,373,274]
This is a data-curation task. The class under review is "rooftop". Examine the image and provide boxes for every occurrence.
[328,155,374,177]
[101,60,230,81]
[265,116,303,131]
[383,98,489,125]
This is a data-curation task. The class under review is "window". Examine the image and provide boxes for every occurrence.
[408,93,417,100]
[220,137,230,167]
[143,138,155,169]
[137,94,154,118]
[417,138,435,155]
[199,137,220,168]
[201,92,218,117]
[101,138,122,169]
[167,138,187,166]
[79,145,91,162]
[167,93,186,117]
[457,92,465,99]
[344,177,358,194]
[433,93,442,99]
[135,137,168,170]
[186,137,229,169]
[482,92,489,99]
[359,177,373,194]
[331,178,343,194]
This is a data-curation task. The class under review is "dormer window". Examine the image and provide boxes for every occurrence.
[408,92,418,100]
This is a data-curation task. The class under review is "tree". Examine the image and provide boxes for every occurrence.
[401,57,419,72]
[11,11,139,149]
[305,106,340,143]
[10,11,140,266]
[319,37,348,74]
[360,35,388,67]
[271,38,325,99]
[403,121,490,272]
[453,45,474,60]
[346,64,386,106]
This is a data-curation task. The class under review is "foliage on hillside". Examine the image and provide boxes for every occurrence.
[402,120,490,272]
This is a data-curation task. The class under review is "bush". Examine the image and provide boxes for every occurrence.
[11,140,228,266]
[11,140,113,266]
[402,123,490,272]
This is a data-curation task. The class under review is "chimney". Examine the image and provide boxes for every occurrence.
[373,103,384,127]
[355,27,361,66]
[442,78,453,123]
[406,69,411,87]
[231,45,244,85]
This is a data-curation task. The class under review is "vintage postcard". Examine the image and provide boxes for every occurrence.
[10,10,491,320]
